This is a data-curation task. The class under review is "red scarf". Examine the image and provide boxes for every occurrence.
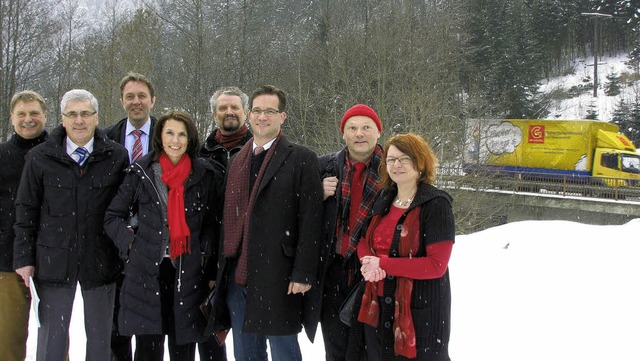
[358,207,421,358]
[214,124,248,150]
[159,153,192,259]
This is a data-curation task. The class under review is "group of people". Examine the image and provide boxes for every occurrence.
[0,72,456,361]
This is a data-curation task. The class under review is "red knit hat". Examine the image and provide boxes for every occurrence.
[340,104,382,133]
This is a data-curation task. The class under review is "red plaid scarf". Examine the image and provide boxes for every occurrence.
[335,145,383,258]
[358,207,420,358]
[223,134,282,285]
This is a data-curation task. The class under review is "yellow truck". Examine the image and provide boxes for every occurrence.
[463,119,640,189]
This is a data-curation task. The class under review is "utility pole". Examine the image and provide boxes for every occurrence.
[581,12,613,97]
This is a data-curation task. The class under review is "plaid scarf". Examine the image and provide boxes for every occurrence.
[335,145,384,258]
[223,134,282,285]
[358,207,420,359]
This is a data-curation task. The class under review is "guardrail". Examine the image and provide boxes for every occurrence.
[436,167,640,202]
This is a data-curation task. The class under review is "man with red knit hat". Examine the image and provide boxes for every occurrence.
[318,103,383,361]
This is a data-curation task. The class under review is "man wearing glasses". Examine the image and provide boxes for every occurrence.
[213,85,323,361]
[13,89,129,360]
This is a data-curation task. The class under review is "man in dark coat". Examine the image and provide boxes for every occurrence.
[200,86,253,170]
[216,85,323,361]
[13,89,129,361]
[0,90,48,361]
[198,86,253,361]
[105,72,159,361]
[318,104,384,361]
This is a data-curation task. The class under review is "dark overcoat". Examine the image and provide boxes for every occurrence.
[0,131,47,272]
[104,155,224,345]
[13,125,128,289]
[211,136,324,341]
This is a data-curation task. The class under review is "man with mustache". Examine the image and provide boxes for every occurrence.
[200,86,252,170]
[197,86,252,360]
[0,90,49,361]
[105,72,159,361]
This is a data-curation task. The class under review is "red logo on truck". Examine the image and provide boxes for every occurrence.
[529,125,544,144]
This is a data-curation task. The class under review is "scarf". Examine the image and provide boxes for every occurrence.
[159,153,192,259]
[358,206,421,359]
[214,124,248,150]
[335,145,384,258]
[223,133,282,285]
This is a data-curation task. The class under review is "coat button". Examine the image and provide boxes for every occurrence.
[385,297,393,304]
[387,275,394,280]
[384,321,391,328]
[396,225,403,231]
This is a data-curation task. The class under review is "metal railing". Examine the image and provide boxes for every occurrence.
[436,166,640,202]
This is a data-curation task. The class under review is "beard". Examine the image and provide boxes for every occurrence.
[221,116,241,132]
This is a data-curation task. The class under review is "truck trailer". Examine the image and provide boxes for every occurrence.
[463,119,640,190]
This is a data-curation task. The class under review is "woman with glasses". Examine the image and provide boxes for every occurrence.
[104,110,224,361]
[348,133,455,361]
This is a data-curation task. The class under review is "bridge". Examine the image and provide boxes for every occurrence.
[437,168,640,231]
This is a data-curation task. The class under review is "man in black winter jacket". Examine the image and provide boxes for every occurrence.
[0,90,48,361]
[199,86,252,170]
[13,89,129,361]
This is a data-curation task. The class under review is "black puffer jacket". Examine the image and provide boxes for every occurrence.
[0,131,48,272]
[104,155,224,345]
[199,127,252,170]
[13,125,129,289]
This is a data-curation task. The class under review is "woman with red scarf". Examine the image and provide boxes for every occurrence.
[348,133,455,361]
[105,110,224,361]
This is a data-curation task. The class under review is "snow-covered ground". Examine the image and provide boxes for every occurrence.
[25,219,640,360]
[541,53,640,121]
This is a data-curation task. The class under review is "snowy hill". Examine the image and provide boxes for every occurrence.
[540,53,639,122]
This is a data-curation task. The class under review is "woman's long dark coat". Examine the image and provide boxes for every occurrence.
[104,155,223,345]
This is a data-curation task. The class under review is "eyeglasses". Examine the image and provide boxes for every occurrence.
[63,111,97,119]
[250,108,280,117]
[385,156,412,165]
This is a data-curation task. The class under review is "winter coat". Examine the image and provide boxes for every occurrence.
[0,132,48,272]
[212,136,324,341]
[347,182,455,361]
[104,116,157,151]
[13,125,129,289]
[317,147,383,271]
[104,154,224,345]
[199,128,253,169]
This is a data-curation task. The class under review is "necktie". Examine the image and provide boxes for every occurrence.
[131,129,143,162]
[254,146,264,156]
[74,147,88,165]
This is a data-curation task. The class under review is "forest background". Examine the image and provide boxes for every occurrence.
[2,0,640,233]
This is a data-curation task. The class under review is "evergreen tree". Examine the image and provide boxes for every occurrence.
[604,73,622,96]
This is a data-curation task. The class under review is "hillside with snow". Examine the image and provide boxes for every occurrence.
[541,53,639,122]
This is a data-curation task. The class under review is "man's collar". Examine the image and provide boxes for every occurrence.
[125,118,152,136]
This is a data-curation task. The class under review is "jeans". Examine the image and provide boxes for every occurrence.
[226,279,302,361]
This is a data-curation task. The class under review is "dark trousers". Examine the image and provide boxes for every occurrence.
[160,258,196,361]
[321,257,354,361]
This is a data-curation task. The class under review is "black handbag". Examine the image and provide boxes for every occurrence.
[339,281,364,327]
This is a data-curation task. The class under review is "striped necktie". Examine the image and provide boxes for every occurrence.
[74,147,88,165]
[131,129,143,162]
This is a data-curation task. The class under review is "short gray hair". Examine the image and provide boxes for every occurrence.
[60,89,99,113]
[209,86,248,114]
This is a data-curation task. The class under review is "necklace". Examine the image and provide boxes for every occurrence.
[394,195,414,207]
